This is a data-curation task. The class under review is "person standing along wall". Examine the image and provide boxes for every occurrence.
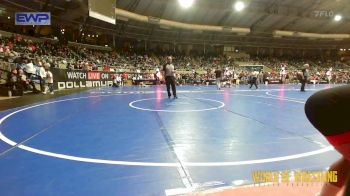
[44,64,54,94]
[326,68,332,84]
[38,63,47,94]
[163,56,177,99]
[300,64,309,92]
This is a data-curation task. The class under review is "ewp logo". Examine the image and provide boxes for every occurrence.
[15,12,51,25]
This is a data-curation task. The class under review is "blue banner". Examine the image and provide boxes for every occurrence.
[15,12,51,26]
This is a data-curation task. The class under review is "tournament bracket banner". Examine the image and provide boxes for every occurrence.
[51,69,114,90]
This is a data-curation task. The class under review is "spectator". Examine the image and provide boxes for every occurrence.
[6,68,22,96]
[44,64,54,94]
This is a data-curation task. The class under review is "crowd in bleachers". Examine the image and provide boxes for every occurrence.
[1,33,350,96]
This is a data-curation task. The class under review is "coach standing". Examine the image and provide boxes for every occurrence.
[163,56,177,99]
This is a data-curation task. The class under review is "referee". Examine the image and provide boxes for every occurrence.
[163,56,177,99]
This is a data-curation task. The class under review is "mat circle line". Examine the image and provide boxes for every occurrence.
[0,92,333,167]
[129,97,225,112]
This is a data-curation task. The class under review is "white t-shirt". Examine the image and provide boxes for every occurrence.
[224,70,230,77]
[280,67,286,75]
[45,71,53,83]
[116,75,121,82]
[39,67,46,78]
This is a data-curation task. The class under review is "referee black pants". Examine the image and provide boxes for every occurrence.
[165,76,176,97]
